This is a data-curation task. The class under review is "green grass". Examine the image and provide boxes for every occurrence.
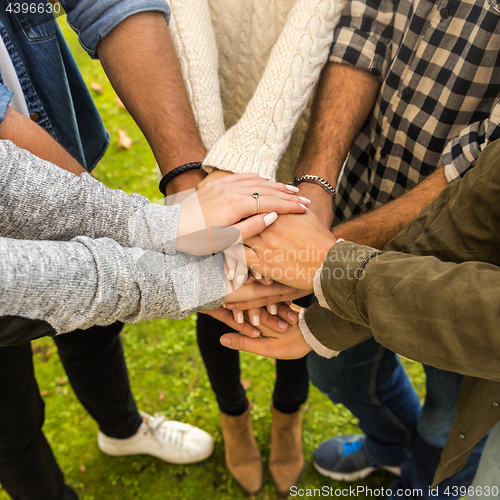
[0,17,426,500]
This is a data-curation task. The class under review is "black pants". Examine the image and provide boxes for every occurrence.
[0,322,142,500]
[196,296,312,416]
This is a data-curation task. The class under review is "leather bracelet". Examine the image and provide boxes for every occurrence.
[159,162,203,196]
[290,175,336,199]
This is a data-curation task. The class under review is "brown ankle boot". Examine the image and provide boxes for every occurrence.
[220,406,262,494]
[269,404,305,496]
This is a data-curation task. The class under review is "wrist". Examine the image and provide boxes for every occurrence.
[166,169,206,196]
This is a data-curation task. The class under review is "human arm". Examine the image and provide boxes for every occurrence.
[0,140,306,252]
[198,0,345,178]
[221,240,500,379]
[0,235,226,344]
[293,62,380,226]
[58,0,207,193]
[0,100,85,175]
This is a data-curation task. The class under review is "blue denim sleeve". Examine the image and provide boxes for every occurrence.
[59,0,171,59]
[0,84,13,124]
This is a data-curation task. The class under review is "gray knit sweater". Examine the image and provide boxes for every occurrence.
[0,140,225,334]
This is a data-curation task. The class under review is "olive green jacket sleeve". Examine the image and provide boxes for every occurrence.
[304,240,500,382]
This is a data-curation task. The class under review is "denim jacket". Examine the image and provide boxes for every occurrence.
[0,0,170,171]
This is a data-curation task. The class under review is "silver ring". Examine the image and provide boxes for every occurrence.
[253,192,260,215]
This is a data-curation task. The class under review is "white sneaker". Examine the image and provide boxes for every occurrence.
[97,412,214,464]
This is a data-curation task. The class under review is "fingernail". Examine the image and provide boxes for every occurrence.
[253,270,262,279]
[236,312,244,323]
[252,315,260,326]
[221,335,230,346]
[222,303,227,308]
[270,304,278,315]
[226,303,235,309]
[264,212,278,226]
[253,328,260,337]
[288,311,298,322]
[235,274,246,285]
[259,174,273,180]
[299,203,308,210]
[286,185,299,192]
[278,320,288,329]
[298,196,311,203]
[227,269,235,280]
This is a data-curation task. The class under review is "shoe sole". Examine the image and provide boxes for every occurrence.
[313,461,401,482]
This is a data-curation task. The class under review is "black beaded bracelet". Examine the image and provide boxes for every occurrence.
[159,162,203,196]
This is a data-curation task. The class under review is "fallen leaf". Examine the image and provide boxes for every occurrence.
[188,378,197,393]
[90,82,103,94]
[80,464,86,472]
[158,392,166,400]
[117,129,133,150]
[40,390,53,396]
[241,378,251,390]
[44,347,53,361]
[115,97,126,110]
[56,377,67,386]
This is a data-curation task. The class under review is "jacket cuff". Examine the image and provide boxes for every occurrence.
[66,0,171,59]
[299,307,339,358]
[304,302,373,352]
[319,241,380,321]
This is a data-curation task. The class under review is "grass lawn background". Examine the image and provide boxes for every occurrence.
[0,16,426,500]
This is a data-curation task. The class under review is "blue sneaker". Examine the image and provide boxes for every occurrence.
[312,434,401,481]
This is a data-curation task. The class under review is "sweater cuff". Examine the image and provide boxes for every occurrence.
[299,307,339,358]
[128,202,180,255]
[202,148,277,178]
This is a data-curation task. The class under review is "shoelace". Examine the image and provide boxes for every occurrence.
[145,414,189,449]
[342,439,363,457]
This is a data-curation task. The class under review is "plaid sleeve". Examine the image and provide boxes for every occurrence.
[443,100,500,183]
[329,0,394,80]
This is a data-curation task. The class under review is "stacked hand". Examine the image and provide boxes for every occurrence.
[176,173,310,255]
[219,305,313,360]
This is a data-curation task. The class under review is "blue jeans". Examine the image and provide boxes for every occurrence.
[308,338,484,500]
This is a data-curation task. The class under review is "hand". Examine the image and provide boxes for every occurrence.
[293,181,334,228]
[220,309,312,360]
[196,168,233,188]
[242,210,337,289]
[175,173,309,254]
[203,302,294,338]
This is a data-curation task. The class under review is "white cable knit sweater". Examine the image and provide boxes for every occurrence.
[167,0,346,181]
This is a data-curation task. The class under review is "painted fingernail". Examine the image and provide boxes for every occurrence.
[226,303,235,309]
[227,269,235,280]
[299,203,308,210]
[278,320,288,329]
[298,196,311,203]
[236,312,244,323]
[269,304,278,315]
[253,270,262,279]
[252,315,260,326]
[221,335,230,346]
[259,174,273,180]
[288,311,298,322]
[264,212,278,226]
[235,274,246,285]
[253,328,260,337]
[286,185,299,192]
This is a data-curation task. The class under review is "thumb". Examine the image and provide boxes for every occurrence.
[232,212,278,240]
[220,333,273,357]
